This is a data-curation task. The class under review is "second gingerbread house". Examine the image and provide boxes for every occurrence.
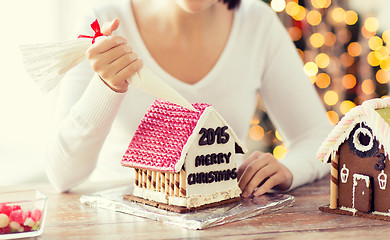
[317,97,390,220]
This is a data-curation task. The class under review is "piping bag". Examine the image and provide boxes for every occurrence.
[20,19,196,111]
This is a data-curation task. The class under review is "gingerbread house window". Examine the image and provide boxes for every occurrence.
[348,123,378,158]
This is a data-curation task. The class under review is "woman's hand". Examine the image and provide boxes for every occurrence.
[238,151,293,197]
[86,19,143,93]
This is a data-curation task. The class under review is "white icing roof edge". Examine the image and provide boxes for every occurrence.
[317,97,390,163]
[175,106,248,172]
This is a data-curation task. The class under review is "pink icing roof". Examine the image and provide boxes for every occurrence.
[121,99,210,172]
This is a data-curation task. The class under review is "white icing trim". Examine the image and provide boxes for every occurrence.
[175,107,213,172]
[175,106,248,172]
[339,206,357,215]
[352,173,370,211]
[372,211,390,216]
[210,107,248,153]
[352,127,373,152]
[353,173,370,188]
[340,164,349,184]
[378,170,388,190]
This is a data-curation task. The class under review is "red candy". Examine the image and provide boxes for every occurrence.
[9,210,26,225]
[31,210,42,222]
[0,226,11,234]
[0,204,12,216]
[12,205,21,211]
[23,226,32,232]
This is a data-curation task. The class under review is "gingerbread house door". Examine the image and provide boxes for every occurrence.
[352,174,372,213]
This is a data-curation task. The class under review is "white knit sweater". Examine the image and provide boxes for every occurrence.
[46,0,330,192]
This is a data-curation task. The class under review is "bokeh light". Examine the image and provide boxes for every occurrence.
[270,0,286,12]
[248,125,264,141]
[324,91,339,106]
[367,51,381,66]
[342,74,357,89]
[361,79,375,95]
[250,116,260,125]
[273,145,287,160]
[380,57,390,71]
[311,0,331,9]
[316,73,331,88]
[344,10,358,25]
[340,100,356,115]
[361,26,376,39]
[368,36,383,50]
[307,10,322,26]
[286,1,298,16]
[315,53,330,68]
[327,111,340,125]
[365,17,380,32]
[331,7,346,23]
[288,27,302,41]
[382,30,390,44]
[375,46,389,61]
[292,5,306,21]
[323,32,337,46]
[340,53,354,67]
[376,69,390,84]
[275,130,283,141]
[310,33,325,48]
[309,75,317,84]
[304,62,319,76]
[348,42,362,57]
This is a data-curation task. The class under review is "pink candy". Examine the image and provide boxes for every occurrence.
[0,204,12,216]
[9,210,27,225]
[31,209,42,222]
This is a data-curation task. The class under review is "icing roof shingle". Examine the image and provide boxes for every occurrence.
[122,99,210,172]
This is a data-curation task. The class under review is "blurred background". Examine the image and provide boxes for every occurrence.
[1,0,389,186]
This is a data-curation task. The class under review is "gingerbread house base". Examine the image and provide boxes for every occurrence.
[124,194,240,213]
[319,205,390,221]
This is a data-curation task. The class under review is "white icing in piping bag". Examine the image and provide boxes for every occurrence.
[133,67,195,110]
[20,35,195,110]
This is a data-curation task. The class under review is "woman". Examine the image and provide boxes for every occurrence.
[46,0,330,196]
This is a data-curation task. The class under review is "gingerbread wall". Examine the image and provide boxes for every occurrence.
[338,141,390,213]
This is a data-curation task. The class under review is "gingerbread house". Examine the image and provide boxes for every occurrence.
[121,99,247,212]
[317,97,390,220]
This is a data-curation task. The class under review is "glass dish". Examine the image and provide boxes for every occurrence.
[0,190,48,239]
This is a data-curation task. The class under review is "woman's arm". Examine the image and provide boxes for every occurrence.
[238,9,331,196]
[45,20,142,192]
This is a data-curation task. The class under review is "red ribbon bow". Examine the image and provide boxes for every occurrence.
[78,19,103,44]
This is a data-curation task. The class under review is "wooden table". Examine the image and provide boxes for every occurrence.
[4,175,390,239]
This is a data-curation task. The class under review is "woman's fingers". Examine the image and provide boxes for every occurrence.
[86,35,142,92]
[237,151,262,180]
[239,156,277,197]
[238,151,293,197]
[253,172,284,196]
[88,36,127,55]
[102,18,120,36]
